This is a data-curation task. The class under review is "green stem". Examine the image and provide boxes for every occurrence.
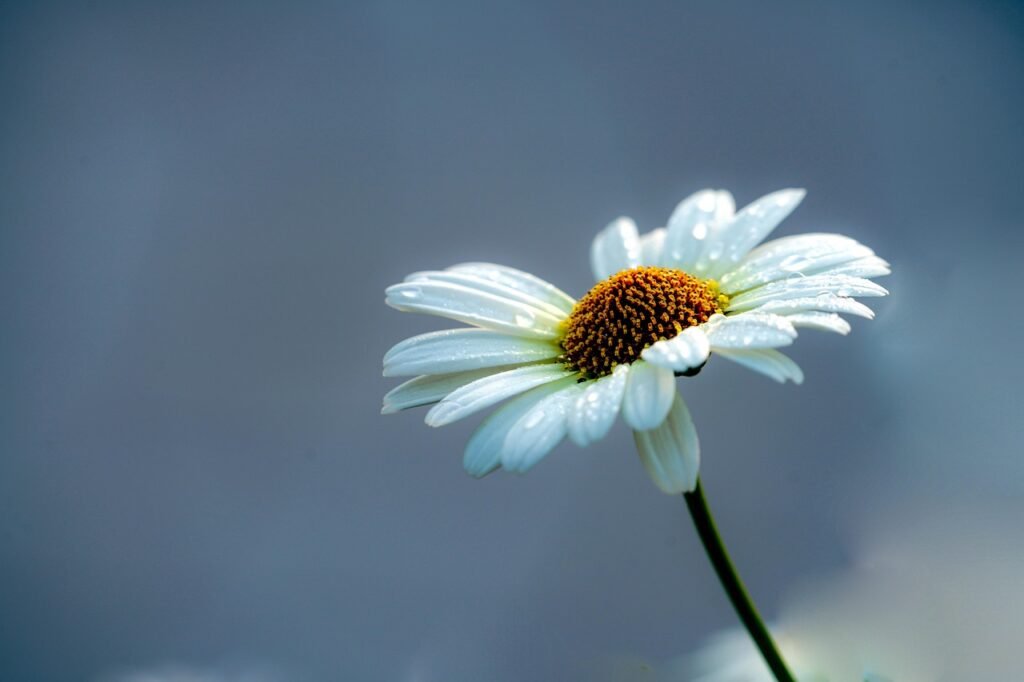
[684,479,797,682]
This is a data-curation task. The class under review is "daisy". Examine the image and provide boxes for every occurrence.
[382,188,888,494]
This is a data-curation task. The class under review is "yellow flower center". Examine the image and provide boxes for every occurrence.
[561,266,726,378]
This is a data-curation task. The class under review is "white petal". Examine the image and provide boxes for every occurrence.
[386,280,563,339]
[697,189,806,279]
[633,392,700,494]
[785,312,852,335]
[621,360,676,431]
[704,312,798,350]
[662,189,735,272]
[501,383,583,473]
[591,217,641,281]
[404,270,569,319]
[567,364,629,446]
[462,377,577,478]
[381,368,500,414]
[816,255,891,279]
[383,328,561,376]
[639,227,667,266]
[641,327,711,373]
[446,262,576,314]
[719,233,875,295]
[425,364,577,426]
[752,295,875,319]
[726,274,888,313]
[715,348,804,384]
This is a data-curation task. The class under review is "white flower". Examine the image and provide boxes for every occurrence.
[383,189,888,493]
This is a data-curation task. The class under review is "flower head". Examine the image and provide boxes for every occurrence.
[383,189,888,493]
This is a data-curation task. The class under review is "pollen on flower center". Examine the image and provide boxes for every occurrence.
[561,266,725,378]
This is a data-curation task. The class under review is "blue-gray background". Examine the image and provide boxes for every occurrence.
[2,1,1022,680]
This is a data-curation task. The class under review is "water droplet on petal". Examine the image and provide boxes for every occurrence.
[522,410,545,429]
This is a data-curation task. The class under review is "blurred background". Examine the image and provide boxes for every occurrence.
[2,1,1022,680]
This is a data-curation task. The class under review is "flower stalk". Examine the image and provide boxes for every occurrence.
[684,479,797,682]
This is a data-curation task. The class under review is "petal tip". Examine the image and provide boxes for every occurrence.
[566,429,590,448]
[464,463,499,479]
[423,409,448,427]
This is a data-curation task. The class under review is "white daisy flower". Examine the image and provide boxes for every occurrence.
[383,188,888,494]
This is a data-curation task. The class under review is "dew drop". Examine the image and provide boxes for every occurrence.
[522,410,546,430]
[514,312,536,328]
[779,254,810,272]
